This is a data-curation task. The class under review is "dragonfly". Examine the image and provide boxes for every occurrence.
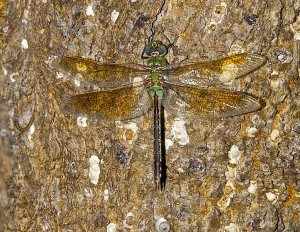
[56,40,266,190]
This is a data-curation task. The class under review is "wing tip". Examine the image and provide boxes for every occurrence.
[251,54,268,68]
[248,95,266,114]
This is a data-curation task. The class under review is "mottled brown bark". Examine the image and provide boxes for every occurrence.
[1,0,300,231]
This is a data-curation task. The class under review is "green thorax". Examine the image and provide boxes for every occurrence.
[142,40,168,100]
[147,56,167,67]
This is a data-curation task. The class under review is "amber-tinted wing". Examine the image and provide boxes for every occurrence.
[55,57,149,89]
[64,84,151,121]
[162,54,266,86]
[163,84,265,119]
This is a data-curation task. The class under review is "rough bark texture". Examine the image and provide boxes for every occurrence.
[1,0,300,231]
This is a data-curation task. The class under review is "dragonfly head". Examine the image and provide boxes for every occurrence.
[142,40,168,58]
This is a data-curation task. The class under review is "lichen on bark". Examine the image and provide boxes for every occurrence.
[1,0,300,231]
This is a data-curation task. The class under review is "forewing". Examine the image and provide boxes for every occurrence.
[162,54,266,86]
[163,84,265,119]
[64,84,151,121]
[56,57,149,89]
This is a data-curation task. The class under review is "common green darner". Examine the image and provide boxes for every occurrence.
[56,40,266,190]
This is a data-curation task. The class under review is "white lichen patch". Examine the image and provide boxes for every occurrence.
[9,72,18,83]
[221,158,238,212]
[270,78,283,91]
[104,189,109,201]
[107,223,117,232]
[290,14,300,40]
[86,4,95,16]
[21,39,29,49]
[171,119,189,145]
[266,191,278,203]
[116,121,138,145]
[246,127,259,137]
[56,72,64,80]
[74,79,81,87]
[100,159,105,165]
[132,77,144,87]
[225,146,242,184]
[111,10,119,24]
[217,191,234,211]
[27,123,35,147]
[77,116,88,128]
[228,145,241,165]
[225,165,237,180]
[84,188,94,198]
[0,129,7,137]
[177,167,184,173]
[2,66,7,76]
[207,2,227,29]
[89,155,100,185]
[28,123,35,135]
[123,212,134,229]
[22,9,29,24]
[277,52,293,63]
[39,28,45,35]
[155,218,170,232]
[271,69,279,76]
[3,26,8,33]
[270,129,280,141]
[45,55,57,66]
[251,114,260,124]
[225,223,240,232]
[217,183,235,211]
[248,181,258,194]
[23,9,29,20]
[165,139,174,150]
[140,144,148,150]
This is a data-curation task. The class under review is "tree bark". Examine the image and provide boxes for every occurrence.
[1,0,300,231]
